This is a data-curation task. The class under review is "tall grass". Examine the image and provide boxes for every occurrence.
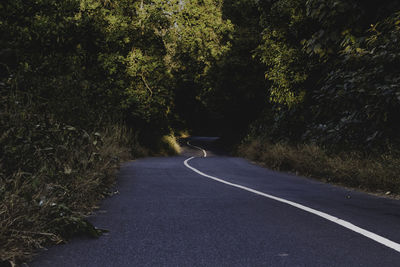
[0,99,181,266]
[0,119,136,264]
[238,139,400,195]
[0,92,154,265]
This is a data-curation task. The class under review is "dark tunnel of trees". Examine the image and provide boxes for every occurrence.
[2,0,400,263]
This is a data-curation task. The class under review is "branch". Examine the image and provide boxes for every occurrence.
[140,73,153,98]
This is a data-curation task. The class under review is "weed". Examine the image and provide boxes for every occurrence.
[0,105,138,264]
[238,139,400,195]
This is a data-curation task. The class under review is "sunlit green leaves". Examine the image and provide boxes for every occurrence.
[253,0,400,148]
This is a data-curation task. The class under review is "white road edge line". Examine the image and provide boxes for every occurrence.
[183,146,400,253]
[187,141,207,157]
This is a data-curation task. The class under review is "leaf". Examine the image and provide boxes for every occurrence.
[64,166,72,174]
[366,131,378,142]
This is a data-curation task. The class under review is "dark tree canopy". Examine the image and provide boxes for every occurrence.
[2,0,400,263]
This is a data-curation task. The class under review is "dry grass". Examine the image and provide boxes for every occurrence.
[177,130,190,138]
[0,123,136,265]
[161,134,182,155]
[238,139,400,195]
[0,117,182,265]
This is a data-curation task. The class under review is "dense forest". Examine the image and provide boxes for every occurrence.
[1,0,400,264]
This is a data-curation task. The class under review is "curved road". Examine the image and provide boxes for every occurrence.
[31,137,400,266]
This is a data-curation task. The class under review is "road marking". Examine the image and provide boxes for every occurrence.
[186,141,207,157]
[183,145,400,253]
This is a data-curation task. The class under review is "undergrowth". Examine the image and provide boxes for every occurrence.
[0,97,179,265]
[0,108,130,264]
[238,138,400,195]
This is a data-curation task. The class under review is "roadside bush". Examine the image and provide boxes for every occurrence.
[238,138,400,195]
[0,97,135,264]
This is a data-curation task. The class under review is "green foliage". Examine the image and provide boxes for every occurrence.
[310,11,400,146]
[167,0,234,132]
[255,0,309,106]
[2,0,400,263]
[203,0,268,136]
[0,0,234,263]
[253,0,400,149]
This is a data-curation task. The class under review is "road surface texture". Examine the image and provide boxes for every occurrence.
[30,137,400,266]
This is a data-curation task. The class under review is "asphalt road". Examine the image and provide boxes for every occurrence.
[30,137,400,266]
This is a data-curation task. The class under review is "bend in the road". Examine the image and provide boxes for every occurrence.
[183,139,400,254]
